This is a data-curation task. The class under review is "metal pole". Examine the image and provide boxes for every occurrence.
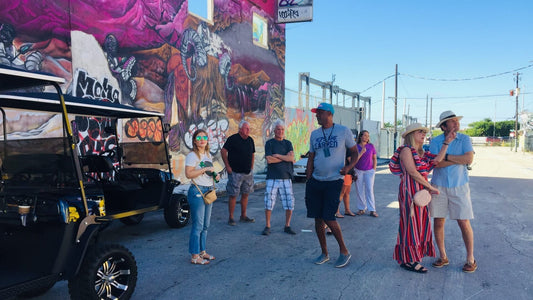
[381,81,385,129]
[298,73,303,108]
[394,64,398,150]
[305,73,310,110]
[493,100,496,138]
[425,94,428,128]
[368,98,371,119]
[514,73,519,152]
[429,97,433,137]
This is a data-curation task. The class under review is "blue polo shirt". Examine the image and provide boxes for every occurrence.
[429,133,473,188]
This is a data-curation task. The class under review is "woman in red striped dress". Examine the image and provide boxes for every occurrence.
[389,123,454,273]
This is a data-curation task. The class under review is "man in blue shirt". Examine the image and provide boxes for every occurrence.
[429,110,477,273]
[305,102,359,268]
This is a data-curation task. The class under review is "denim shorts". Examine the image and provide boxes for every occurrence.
[305,177,343,221]
[226,171,254,197]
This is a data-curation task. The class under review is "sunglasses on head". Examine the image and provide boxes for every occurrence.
[195,136,208,141]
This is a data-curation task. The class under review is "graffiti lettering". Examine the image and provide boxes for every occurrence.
[278,8,300,19]
[73,69,120,102]
[184,119,229,155]
[278,0,303,7]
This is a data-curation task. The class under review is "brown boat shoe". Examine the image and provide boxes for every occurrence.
[462,260,478,273]
[432,257,449,268]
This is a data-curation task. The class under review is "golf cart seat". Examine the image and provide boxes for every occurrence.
[79,155,115,173]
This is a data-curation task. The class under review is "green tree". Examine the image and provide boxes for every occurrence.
[463,119,515,137]
[384,121,402,128]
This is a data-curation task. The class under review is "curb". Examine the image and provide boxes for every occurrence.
[173,177,267,198]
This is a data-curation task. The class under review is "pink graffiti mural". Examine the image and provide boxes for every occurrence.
[0,0,286,175]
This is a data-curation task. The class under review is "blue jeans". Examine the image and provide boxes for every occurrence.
[188,185,213,255]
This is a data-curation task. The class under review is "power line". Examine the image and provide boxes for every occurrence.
[360,74,395,93]
[402,64,533,81]
[361,63,533,93]
[370,92,533,105]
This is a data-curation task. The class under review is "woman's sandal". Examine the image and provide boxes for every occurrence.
[356,210,366,215]
[400,262,428,273]
[200,251,215,260]
[345,211,356,216]
[191,256,210,265]
[335,213,344,218]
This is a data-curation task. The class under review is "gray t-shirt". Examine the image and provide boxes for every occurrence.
[265,138,294,180]
[309,123,355,181]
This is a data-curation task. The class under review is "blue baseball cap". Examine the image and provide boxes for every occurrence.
[311,102,334,114]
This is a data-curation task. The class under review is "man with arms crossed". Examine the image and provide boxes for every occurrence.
[429,110,477,273]
[262,119,296,236]
[305,102,359,268]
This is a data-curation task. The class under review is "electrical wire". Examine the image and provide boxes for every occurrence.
[401,63,533,81]
[360,63,533,93]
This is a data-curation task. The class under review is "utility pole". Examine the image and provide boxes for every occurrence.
[386,65,399,152]
[429,97,433,137]
[514,73,520,152]
[425,95,428,128]
[493,100,496,138]
[381,81,385,129]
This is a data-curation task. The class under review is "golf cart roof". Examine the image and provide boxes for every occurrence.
[0,65,65,91]
[0,92,163,118]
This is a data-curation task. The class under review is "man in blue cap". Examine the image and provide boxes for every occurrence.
[305,102,359,268]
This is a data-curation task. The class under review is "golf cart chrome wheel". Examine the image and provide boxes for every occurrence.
[69,244,137,300]
[164,193,190,228]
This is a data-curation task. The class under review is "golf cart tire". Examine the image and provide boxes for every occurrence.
[164,193,190,228]
[119,213,145,225]
[68,244,137,300]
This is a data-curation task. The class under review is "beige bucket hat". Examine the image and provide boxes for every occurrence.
[402,123,429,138]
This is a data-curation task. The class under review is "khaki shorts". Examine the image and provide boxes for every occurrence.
[430,183,474,220]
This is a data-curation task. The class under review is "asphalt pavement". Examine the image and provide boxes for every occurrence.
[39,147,533,300]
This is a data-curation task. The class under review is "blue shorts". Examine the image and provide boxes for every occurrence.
[305,177,343,221]
[226,171,254,197]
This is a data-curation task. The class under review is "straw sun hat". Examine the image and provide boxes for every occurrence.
[401,123,429,138]
[436,110,463,128]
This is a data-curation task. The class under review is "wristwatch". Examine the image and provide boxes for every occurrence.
[445,154,449,161]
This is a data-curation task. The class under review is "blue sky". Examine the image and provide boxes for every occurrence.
[284,0,533,129]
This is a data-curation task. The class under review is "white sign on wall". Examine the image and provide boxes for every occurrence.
[276,0,313,23]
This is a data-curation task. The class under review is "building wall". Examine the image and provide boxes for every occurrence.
[284,107,316,162]
[0,0,285,182]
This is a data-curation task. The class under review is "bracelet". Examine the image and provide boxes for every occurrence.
[445,154,449,161]
[443,142,449,145]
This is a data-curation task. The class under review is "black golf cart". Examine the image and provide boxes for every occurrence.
[0,66,189,299]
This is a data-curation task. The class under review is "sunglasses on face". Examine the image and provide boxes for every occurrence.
[195,136,208,141]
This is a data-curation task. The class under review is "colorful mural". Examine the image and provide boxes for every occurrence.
[0,0,286,181]
[284,107,317,160]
